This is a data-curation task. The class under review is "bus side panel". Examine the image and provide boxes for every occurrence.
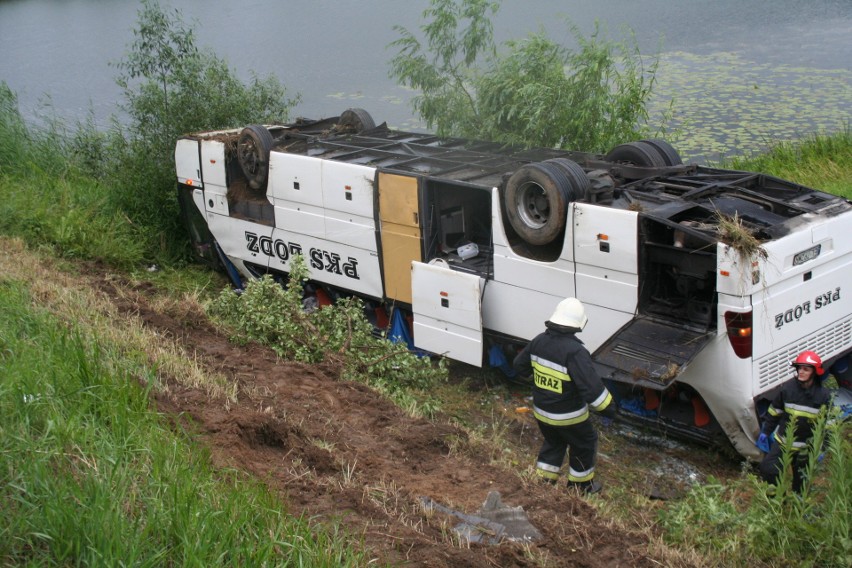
[412,262,483,366]
[200,140,226,188]
[269,152,324,207]
[267,227,383,298]
[175,139,202,187]
[491,252,575,301]
[207,214,271,274]
[324,209,377,252]
[481,282,562,343]
[489,187,576,332]
[378,173,421,304]
[480,281,634,352]
[273,201,327,240]
[321,161,375,218]
[674,312,760,460]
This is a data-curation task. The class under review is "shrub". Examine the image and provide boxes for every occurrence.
[0,84,146,267]
[208,255,447,417]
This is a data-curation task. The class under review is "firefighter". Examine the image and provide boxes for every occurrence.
[513,297,617,494]
[757,350,832,493]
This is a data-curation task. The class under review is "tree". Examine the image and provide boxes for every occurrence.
[389,0,669,152]
[115,0,198,124]
[111,0,299,260]
[389,0,498,138]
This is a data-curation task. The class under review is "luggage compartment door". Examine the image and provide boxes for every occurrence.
[412,261,484,367]
[379,172,422,303]
[592,315,714,389]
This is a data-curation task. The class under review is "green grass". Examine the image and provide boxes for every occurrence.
[0,279,368,566]
[658,421,851,567]
[0,83,147,268]
[718,126,852,199]
[0,171,147,268]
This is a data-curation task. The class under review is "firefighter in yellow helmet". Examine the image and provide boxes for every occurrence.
[513,298,616,494]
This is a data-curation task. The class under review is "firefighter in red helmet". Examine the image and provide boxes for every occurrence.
[757,350,832,493]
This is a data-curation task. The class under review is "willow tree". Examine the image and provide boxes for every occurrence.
[389,0,669,152]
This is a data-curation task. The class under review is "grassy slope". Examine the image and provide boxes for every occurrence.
[0,241,367,566]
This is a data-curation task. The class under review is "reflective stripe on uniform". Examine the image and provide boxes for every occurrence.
[567,465,595,483]
[771,431,808,450]
[784,402,821,420]
[590,389,613,412]
[533,405,589,426]
[531,355,571,394]
[536,461,560,480]
[531,354,568,376]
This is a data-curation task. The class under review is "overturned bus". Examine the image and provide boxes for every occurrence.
[176,109,852,459]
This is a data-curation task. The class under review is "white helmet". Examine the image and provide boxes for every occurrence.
[548,297,588,330]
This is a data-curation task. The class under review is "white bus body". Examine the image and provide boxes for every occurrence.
[176,111,852,459]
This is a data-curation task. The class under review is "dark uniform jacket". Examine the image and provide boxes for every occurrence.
[514,325,615,426]
[762,378,832,450]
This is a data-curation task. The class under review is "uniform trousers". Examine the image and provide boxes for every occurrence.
[536,419,597,482]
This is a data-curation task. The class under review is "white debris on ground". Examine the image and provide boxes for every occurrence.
[420,491,543,545]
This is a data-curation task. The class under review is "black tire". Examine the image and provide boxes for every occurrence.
[641,138,683,166]
[605,141,667,167]
[339,108,376,132]
[504,162,573,246]
[237,125,274,191]
[544,158,592,202]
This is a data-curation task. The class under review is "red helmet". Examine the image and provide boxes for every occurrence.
[792,350,825,376]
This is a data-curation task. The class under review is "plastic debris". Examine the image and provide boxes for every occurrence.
[619,397,658,417]
[420,491,542,545]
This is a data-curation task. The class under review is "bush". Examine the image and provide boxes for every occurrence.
[208,255,447,417]
[4,0,300,267]
[0,84,146,267]
[0,83,68,178]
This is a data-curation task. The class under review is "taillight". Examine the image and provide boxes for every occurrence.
[725,311,752,359]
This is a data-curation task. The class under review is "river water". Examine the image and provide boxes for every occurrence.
[1,0,850,160]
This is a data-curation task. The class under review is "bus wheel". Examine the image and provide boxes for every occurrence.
[503,162,577,246]
[640,139,683,166]
[339,108,376,132]
[544,158,591,201]
[237,125,274,191]
[605,141,668,167]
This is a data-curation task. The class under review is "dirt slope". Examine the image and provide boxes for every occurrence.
[91,268,713,568]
